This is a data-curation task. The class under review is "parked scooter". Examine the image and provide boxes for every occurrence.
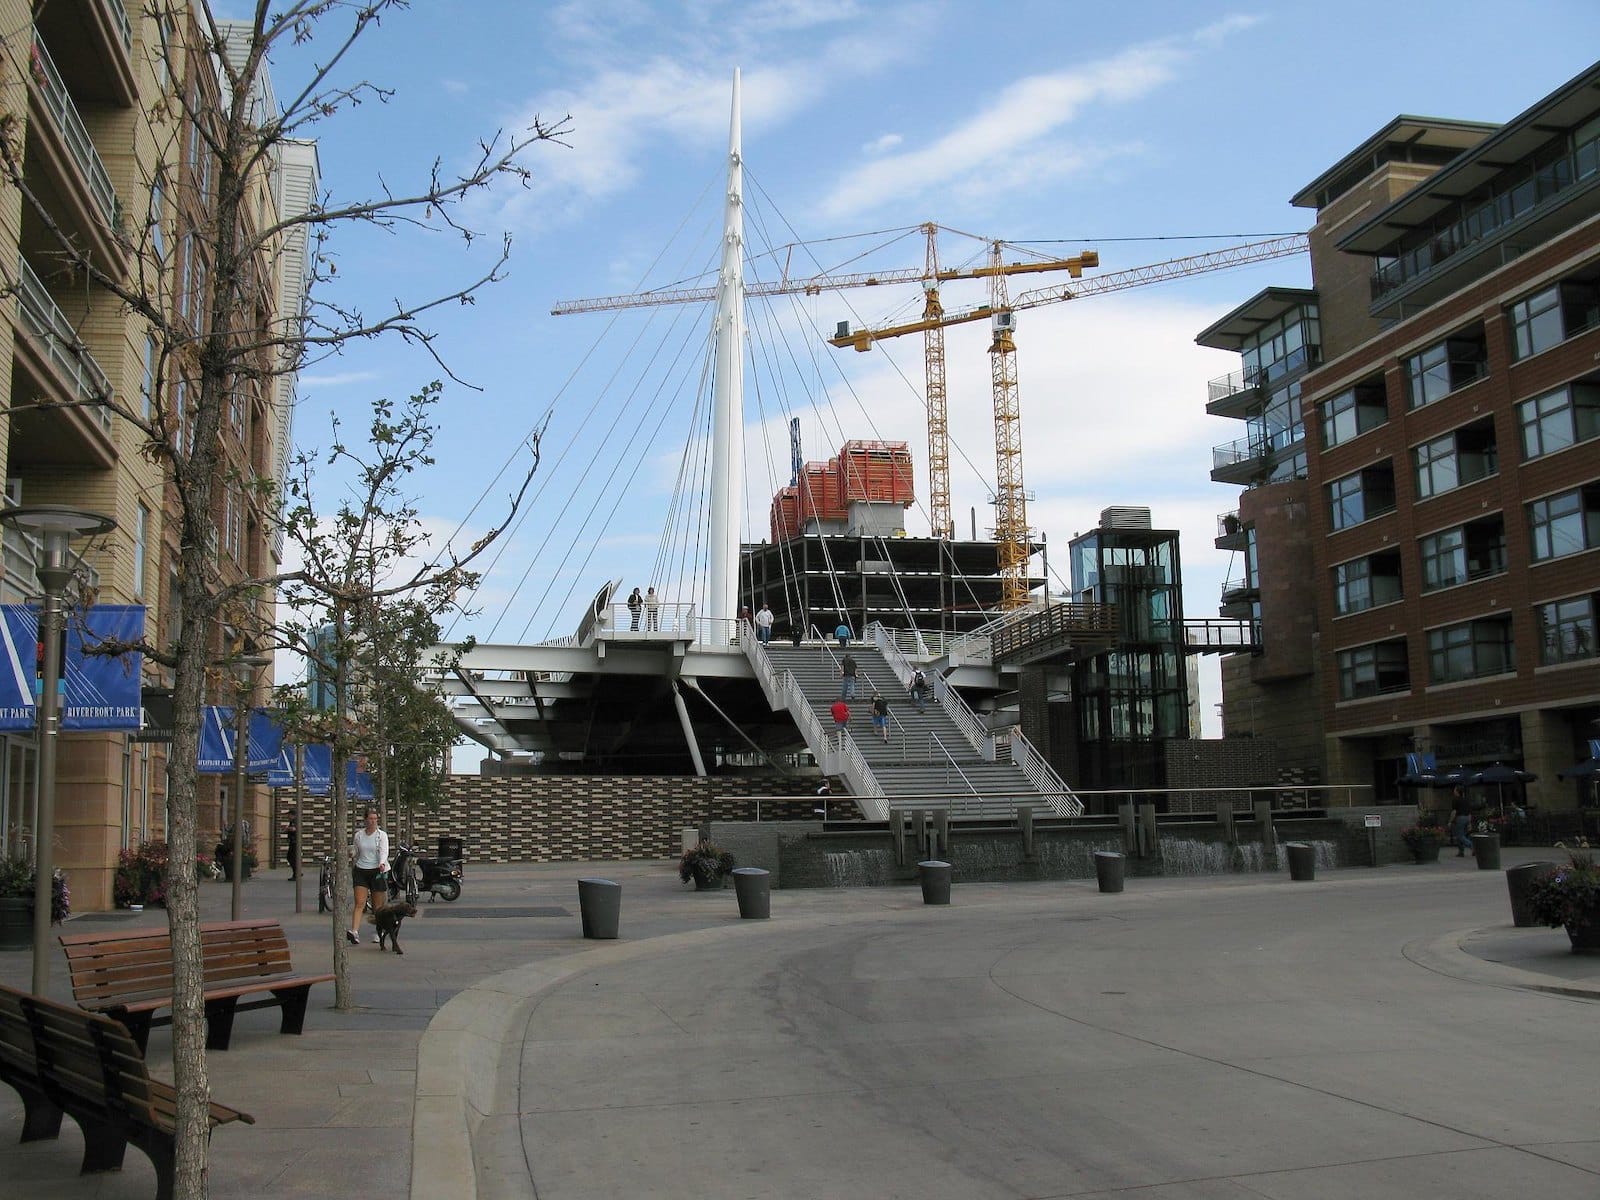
[389,843,462,903]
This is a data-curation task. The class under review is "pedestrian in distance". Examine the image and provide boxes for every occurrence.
[645,586,660,632]
[830,698,850,739]
[626,586,643,631]
[870,691,889,743]
[348,805,390,945]
[790,622,804,647]
[835,619,851,650]
[839,651,858,700]
[1450,785,1474,856]
[285,805,299,880]
[909,668,928,713]
[814,778,832,817]
[756,601,774,644]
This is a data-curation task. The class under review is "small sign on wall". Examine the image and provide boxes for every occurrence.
[1364,814,1381,828]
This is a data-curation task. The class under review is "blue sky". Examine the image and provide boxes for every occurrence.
[249,1,1600,734]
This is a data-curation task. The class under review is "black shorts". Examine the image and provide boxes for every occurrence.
[352,865,385,890]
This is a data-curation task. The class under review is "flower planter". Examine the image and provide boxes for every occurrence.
[1566,919,1600,955]
[1409,842,1442,864]
[692,871,724,891]
[0,896,32,951]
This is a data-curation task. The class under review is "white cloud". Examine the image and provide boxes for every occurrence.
[862,132,902,155]
[297,369,380,388]
[817,22,1253,220]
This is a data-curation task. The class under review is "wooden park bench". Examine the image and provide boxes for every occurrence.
[59,917,334,1052]
[0,981,253,1200]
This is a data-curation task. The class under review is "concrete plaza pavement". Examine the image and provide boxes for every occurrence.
[1,848,1597,1198]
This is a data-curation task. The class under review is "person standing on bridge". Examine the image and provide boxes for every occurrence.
[840,652,858,700]
[755,602,774,644]
[627,587,643,631]
[645,586,661,632]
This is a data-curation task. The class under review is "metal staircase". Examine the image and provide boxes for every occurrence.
[750,630,1079,819]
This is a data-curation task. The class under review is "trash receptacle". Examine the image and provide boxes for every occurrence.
[577,878,620,939]
[732,867,770,919]
[1093,850,1125,894]
[1285,842,1316,882]
[438,836,464,863]
[1506,861,1555,928]
[1472,833,1501,871]
[918,860,951,905]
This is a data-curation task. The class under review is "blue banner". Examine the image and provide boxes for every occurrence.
[264,742,371,798]
[196,707,282,773]
[0,605,144,731]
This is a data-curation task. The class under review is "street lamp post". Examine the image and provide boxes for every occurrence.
[0,505,116,994]
[229,654,270,921]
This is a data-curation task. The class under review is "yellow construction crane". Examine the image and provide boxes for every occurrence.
[830,233,1309,609]
[552,225,1103,545]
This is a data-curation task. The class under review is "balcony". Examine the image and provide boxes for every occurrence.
[26,33,125,276]
[1220,575,1257,621]
[10,255,118,468]
[33,2,136,106]
[1205,368,1264,419]
[1210,435,1272,486]
[1215,510,1247,551]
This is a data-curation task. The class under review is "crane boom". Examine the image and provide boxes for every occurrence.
[828,234,1307,349]
[550,243,1101,316]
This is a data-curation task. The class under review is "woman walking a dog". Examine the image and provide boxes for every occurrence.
[347,805,389,945]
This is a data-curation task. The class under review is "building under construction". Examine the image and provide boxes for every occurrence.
[741,439,1042,638]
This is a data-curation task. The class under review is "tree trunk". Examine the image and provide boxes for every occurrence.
[331,602,353,1010]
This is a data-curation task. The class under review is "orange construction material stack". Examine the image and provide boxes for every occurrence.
[768,441,917,543]
[838,441,914,504]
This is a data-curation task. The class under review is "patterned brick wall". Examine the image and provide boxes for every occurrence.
[269,775,826,867]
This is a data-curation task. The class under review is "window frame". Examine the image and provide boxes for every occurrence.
[1519,382,1600,460]
[1426,616,1515,684]
[1337,639,1410,701]
[1538,595,1596,665]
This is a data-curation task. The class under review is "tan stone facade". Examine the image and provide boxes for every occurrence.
[1,3,303,910]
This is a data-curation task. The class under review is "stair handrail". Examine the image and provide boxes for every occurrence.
[867,621,915,686]
[1009,728,1083,816]
[746,628,888,818]
[864,621,993,760]
[929,732,980,797]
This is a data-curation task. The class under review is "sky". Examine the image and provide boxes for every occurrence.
[239,0,1600,744]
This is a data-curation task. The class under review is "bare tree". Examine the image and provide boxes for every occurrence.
[0,4,561,1193]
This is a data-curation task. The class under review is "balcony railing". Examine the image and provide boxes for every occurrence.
[1220,575,1257,602]
[16,256,114,432]
[1206,367,1263,405]
[1212,435,1269,471]
[30,34,119,227]
[100,0,133,52]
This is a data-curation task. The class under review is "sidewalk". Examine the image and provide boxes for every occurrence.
[1,848,1595,1198]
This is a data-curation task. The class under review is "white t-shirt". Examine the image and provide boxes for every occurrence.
[352,827,389,870]
[755,607,773,629]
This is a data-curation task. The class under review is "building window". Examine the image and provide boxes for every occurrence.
[1413,418,1497,499]
[1404,326,1487,409]
[140,335,157,419]
[133,504,149,600]
[1328,464,1396,531]
[1519,382,1600,460]
[1239,306,1321,388]
[1508,279,1600,360]
[1427,616,1514,684]
[1337,639,1409,700]
[1419,515,1506,592]
[149,175,166,264]
[1320,378,1387,449]
[1538,595,1596,665]
[1333,550,1402,616]
[1528,484,1600,562]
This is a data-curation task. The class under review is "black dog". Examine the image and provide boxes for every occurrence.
[374,901,418,954]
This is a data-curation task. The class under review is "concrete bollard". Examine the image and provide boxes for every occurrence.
[577,878,621,939]
[1136,803,1158,857]
[918,860,952,905]
[1018,807,1034,859]
[931,810,950,860]
[1093,851,1125,894]
[1285,842,1315,882]
[1506,861,1555,927]
[731,867,771,920]
[1472,833,1501,870]
[1215,801,1236,845]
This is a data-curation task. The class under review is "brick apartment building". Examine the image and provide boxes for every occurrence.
[1203,61,1600,807]
[0,1,314,909]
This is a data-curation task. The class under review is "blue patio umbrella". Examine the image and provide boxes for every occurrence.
[1558,758,1600,780]
[1475,762,1535,816]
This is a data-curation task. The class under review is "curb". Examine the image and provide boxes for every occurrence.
[1404,926,1600,1000]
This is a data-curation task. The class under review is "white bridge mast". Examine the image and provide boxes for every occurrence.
[707,69,745,626]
